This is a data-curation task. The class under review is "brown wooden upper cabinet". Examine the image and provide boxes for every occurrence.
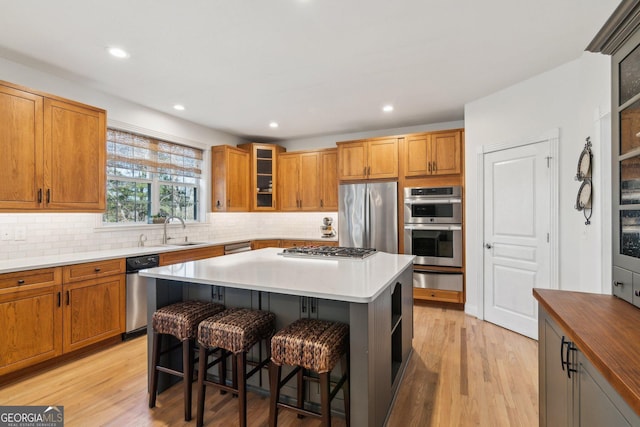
[211,145,249,212]
[337,137,399,181]
[319,149,338,210]
[278,148,337,211]
[239,143,285,211]
[405,130,462,177]
[0,81,106,212]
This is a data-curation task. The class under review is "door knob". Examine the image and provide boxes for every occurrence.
[485,243,492,249]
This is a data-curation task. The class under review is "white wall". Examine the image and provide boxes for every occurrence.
[464,52,612,317]
[281,120,464,150]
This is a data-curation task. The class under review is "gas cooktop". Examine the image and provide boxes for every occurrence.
[279,246,377,260]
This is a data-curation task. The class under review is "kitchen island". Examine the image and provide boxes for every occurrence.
[140,247,414,427]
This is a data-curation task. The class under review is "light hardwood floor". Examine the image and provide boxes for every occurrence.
[0,304,538,427]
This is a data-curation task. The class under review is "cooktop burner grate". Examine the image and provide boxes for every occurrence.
[279,245,377,259]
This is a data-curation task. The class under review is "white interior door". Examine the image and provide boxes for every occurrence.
[483,141,551,339]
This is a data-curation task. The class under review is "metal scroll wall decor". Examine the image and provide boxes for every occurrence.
[575,137,593,225]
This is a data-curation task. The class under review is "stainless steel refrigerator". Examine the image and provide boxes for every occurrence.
[338,182,398,253]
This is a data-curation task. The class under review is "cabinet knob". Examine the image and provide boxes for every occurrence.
[613,281,624,287]
[94,268,101,272]
[17,279,25,285]
[485,243,493,249]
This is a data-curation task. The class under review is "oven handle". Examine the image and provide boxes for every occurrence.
[404,224,462,231]
[404,198,462,205]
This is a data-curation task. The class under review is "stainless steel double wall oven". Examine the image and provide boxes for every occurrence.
[404,186,463,294]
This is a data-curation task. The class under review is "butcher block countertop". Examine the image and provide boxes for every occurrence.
[533,288,640,417]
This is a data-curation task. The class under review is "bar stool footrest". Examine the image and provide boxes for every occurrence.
[276,402,323,420]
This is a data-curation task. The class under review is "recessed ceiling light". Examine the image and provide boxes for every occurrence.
[173,104,186,111]
[269,121,279,128]
[382,105,394,112]
[107,47,130,59]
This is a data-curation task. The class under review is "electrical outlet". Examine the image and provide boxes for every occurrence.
[1,228,13,241]
[14,226,26,241]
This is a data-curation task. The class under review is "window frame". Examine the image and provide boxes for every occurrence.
[101,124,208,228]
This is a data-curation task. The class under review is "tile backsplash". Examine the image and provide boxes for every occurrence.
[0,212,338,261]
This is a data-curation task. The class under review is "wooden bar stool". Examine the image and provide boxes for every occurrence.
[149,300,226,421]
[196,307,276,427]
[269,318,350,427]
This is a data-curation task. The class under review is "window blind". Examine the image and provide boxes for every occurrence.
[106,128,203,182]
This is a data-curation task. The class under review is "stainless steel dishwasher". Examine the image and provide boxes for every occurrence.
[224,241,252,255]
[124,254,160,339]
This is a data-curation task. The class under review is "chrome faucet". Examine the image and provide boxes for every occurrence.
[163,216,186,244]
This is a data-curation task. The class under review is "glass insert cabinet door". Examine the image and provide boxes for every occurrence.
[615,30,640,272]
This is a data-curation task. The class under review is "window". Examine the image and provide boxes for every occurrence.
[103,128,203,224]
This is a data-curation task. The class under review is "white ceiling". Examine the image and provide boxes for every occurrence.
[0,0,621,141]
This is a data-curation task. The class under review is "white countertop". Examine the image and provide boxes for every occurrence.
[0,237,340,274]
[0,239,243,274]
[139,247,415,303]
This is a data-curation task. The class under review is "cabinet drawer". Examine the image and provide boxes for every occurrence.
[613,266,633,304]
[413,287,463,303]
[159,246,224,266]
[251,240,281,249]
[280,240,309,248]
[63,259,125,283]
[0,267,62,291]
[281,240,337,248]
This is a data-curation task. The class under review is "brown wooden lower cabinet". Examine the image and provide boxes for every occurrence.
[252,239,339,249]
[62,274,125,353]
[0,260,126,378]
[280,239,338,248]
[61,260,126,353]
[413,287,463,303]
[158,245,224,266]
[251,239,281,250]
[0,279,63,376]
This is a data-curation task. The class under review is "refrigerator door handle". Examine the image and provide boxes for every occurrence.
[364,185,370,248]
